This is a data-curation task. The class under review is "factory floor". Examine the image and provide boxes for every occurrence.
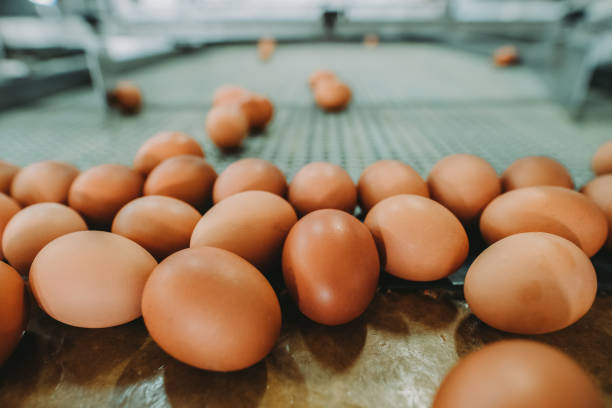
[0,42,610,407]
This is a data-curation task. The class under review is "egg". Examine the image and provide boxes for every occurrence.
[112,196,201,260]
[133,131,205,175]
[480,186,607,257]
[363,34,379,48]
[433,340,604,408]
[142,246,281,371]
[144,155,217,210]
[501,156,574,191]
[10,160,79,206]
[257,37,276,61]
[365,195,468,281]
[68,164,144,227]
[493,45,520,67]
[466,232,596,334]
[2,203,87,274]
[358,160,429,213]
[0,262,27,365]
[111,81,142,114]
[239,93,274,130]
[213,158,286,203]
[0,194,21,260]
[30,231,157,328]
[592,140,612,175]
[427,154,501,223]
[282,209,379,325]
[581,174,612,251]
[205,105,249,149]
[313,79,352,112]
[308,69,336,88]
[190,191,297,271]
[288,162,357,216]
[0,161,19,194]
[212,85,249,107]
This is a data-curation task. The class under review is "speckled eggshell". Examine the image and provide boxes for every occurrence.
[205,106,249,149]
[358,160,429,213]
[480,186,608,257]
[427,154,501,223]
[581,174,612,251]
[313,79,352,112]
[282,209,379,325]
[365,195,468,281]
[10,161,79,206]
[0,194,21,260]
[30,231,157,328]
[0,262,27,365]
[190,191,297,271]
[212,85,249,107]
[501,156,574,191]
[433,340,604,408]
[144,155,217,211]
[2,203,87,274]
[142,246,281,372]
[288,162,357,216]
[308,70,336,88]
[465,232,597,334]
[213,158,286,203]
[592,140,612,176]
[0,161,19,194]
[68,164,144,227]
[112,195,201,260]
[133,131,205,175]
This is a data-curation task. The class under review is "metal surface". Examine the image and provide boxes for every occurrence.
[0,42,611,407]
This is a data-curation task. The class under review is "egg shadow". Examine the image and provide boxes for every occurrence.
[454,296,612,394]
[299,315,367,373]
[113,337,268,408]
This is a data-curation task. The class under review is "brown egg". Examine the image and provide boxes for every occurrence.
[308,69,336,88]
[581,174,612,251]
[10,161,79,206]
[427,154,501,223]
[313,79,352,112]
[212,85,249,107]
[68,164,144,227]
[592,140,612,176]
[282,209,379,325]
[2,203,87,274]
[288,162,357,216]
[144,155,217,210]
[480,186,607,257]
[205,105,249,149]
[0,262,27,365]
[365,195,468,281]
[112,81,142,114]
[133,131,205,175]
[0,194,21,260]
[239,93,274,130]
[190,191,297,271]
[257,37,276,61]
[358,160,429,213]
[112,196,200,260]
[213,158,286,204]
[30,231,157,328]
[501,156,574,191]
[493,45,520,67]
[433,340,604,408]
[363,34,379,48]
[465,232,596,334]
[142,246,281,371]
[0,161,19,194]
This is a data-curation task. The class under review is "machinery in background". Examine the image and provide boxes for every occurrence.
[0,0,611,117]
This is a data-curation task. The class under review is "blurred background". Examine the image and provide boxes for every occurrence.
[0,0,612,183]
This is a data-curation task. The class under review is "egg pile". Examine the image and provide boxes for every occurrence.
[0,129,609,404]
[205,85,274,149]
[309,69,352,112]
